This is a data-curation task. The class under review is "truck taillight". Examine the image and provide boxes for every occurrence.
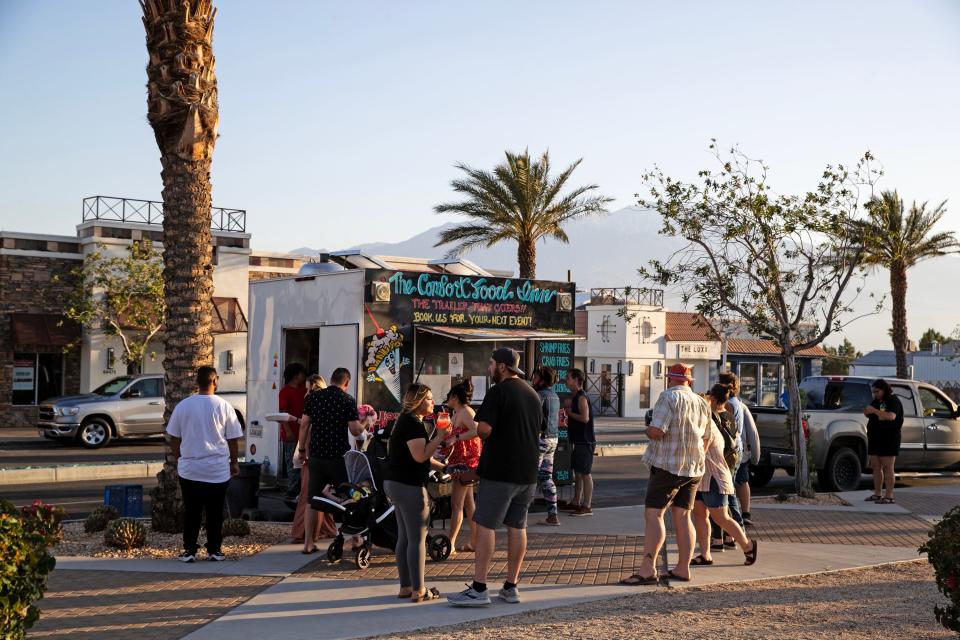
[802,418,810,441]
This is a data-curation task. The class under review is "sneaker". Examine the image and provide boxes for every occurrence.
[541,513,561,526]
[177,552,196,563]
[207,552,226,562]
[447,585,492,607]
[498,585,520,604]
[571,506,593,517]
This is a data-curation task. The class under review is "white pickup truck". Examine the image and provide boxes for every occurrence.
[37,374,246,448]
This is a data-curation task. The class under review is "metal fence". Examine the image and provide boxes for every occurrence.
[590,287,663,307]
[82,196,246,233]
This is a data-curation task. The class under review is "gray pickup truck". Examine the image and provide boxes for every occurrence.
[750,375,960,492]
[37,374,246,449]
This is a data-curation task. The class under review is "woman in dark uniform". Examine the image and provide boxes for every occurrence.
[863,379,903,504]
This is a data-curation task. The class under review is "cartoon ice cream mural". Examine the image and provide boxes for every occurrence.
[364,307,410,403]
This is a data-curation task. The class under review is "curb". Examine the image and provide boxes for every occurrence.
[0,462,165,486]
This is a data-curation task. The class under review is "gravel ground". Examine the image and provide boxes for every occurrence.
[380,561,948,640]
[56,520,290,559]
[753,493,849,506]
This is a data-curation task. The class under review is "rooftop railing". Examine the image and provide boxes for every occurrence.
[590,287,664,307]
[82,196,246,233]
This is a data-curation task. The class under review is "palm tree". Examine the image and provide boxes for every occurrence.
[434,149,612,279]
[141,0,220,532]
[862,191,959,378]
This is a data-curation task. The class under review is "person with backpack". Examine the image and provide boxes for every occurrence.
[690,383,758,569]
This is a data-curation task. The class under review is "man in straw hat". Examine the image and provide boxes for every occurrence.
[620,363,709,585]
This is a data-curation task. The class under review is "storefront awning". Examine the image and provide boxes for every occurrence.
[417,326,582,342]
[9,313,80,349]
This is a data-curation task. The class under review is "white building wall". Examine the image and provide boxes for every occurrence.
[849,364,897,378]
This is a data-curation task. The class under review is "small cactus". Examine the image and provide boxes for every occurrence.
[221,517,250,538]
[104,518,147,549]
[84,504,121,532]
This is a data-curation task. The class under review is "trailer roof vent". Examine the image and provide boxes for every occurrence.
[298,254,345,275]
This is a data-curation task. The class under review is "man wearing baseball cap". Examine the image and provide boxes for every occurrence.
[621,363,709,585]
[449,347,542,607]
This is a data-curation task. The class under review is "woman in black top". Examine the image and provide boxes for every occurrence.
[863,378,904,504]
[385,383,450,602]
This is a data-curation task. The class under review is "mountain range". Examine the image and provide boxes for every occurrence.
[291,206,960,352]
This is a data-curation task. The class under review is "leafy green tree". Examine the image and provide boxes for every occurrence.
[821,338,863,375]
[637,142,881,495]
[919,328,949,352]
[55,241,164,375]
[434,149,612,279]
[861,192,960,377]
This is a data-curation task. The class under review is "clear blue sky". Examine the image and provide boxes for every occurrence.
[1,0,959,254]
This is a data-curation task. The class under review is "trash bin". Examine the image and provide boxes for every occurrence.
[225,462,261,518]
[104,484,143,517]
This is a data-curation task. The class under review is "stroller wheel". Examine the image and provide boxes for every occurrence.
[327,541,343,564]
[428,534,452,562]
[355,546,371,570]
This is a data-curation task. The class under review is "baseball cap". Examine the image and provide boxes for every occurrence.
[491,347,524,377]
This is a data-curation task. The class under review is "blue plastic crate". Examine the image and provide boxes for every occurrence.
[104,484,143,518]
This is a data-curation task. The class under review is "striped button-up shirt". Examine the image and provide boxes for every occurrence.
[643,384,709,478]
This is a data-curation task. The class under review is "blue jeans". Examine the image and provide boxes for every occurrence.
[711,483,744,539]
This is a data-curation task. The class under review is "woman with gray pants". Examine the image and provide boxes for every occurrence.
[385,383,450,603]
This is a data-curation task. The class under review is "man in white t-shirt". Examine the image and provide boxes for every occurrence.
[166,366,243,562]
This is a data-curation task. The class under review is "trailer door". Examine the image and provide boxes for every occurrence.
[319,324,360,397]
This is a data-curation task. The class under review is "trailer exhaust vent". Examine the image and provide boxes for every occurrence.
[370,281,391,303]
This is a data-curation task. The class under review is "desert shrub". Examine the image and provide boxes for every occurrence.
[0,500,61,639]
[103,518,147,550]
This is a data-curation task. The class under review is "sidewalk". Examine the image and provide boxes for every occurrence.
[30,484,947,640]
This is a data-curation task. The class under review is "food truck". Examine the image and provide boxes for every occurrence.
[245,260,578,486]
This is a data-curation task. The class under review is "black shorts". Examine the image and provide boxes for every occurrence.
[307,457,348,507]
[867,427,901,457]
[571,442,596,474]
[645,466,701,511]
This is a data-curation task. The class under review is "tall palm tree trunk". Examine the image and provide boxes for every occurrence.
[142,0,220,532]
[890,260,910,379]
[518,238,537,279]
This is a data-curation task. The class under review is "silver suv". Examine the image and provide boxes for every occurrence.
[38,374,245,449]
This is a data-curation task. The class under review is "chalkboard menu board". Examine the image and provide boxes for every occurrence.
[534,339,575,486]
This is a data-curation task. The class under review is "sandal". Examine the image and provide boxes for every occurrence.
[879,497,896,504]
[398,590,413,599]
[411,587,440,602]
[619,573,658,586]
[724,539,736,548]
[301,546,319,555]
[865,494,881,502]
[743,540,759,566]
[691,555,714,566]
[666,570,691,582]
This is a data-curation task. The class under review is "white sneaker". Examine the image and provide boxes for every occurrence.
[498,585,520,604]
[447,585,492,607]
[177,552,195,563]
[207,552,226,562]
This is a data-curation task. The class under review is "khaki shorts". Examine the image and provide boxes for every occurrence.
[645,466,701,511]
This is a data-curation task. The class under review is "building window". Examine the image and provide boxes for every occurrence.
[738,362,759,406]
[636,364,651,408]
[12,353,64,406]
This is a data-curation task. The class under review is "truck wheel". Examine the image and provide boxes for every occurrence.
[78,419,112,449]
[748,465,775,489]
[821,446,862,492]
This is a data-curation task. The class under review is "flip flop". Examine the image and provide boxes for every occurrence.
[397,591,413,599]
[301,547,319,555]
[666,570,691,582]
[619,573,658,586]
[744,540,759,566]
[411,587,441,602]
[690,555,714,566]
[865,494,881,502]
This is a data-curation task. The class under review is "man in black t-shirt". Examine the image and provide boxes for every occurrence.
[448,348,541,608]
[295,367,363,553]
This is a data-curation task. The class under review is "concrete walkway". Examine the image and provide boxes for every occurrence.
[182,541,917,640]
